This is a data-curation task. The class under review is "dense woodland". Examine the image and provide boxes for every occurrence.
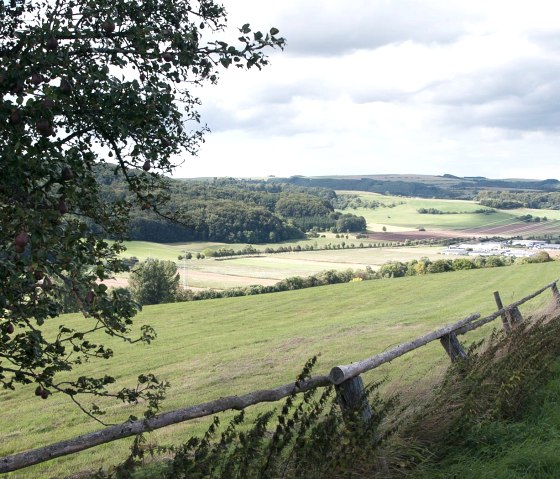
[96,168,367,243]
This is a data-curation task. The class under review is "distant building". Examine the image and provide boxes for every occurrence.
[441,248,469,255]
[511,240,546,247]
[458,242,504,251]
[441,241,537,258]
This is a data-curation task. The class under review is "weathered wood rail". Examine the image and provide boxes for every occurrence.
[1,279,558,473]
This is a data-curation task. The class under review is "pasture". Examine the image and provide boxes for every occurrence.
[336,190,560,237]
[1,262,559,478]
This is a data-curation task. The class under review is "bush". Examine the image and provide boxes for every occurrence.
[451,258,476,270]
[523,251,553,264]
[427,259,453,274]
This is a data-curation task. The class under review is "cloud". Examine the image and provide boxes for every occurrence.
[266,0,479,57]
[177,1,560,180]
[418,57,560,132]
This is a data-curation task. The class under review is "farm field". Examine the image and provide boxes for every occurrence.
[103,190,560,291]
[336,190,560,238]
[109,243,453,290]
[2,262,559,478]
[186,246,448,288]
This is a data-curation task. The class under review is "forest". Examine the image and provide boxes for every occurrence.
[95,168,367,243]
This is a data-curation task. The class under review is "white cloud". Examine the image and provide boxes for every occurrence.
[175,0,560,180]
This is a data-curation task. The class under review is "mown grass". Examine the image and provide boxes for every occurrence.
[1,262,559,478]
[118,234,384,262]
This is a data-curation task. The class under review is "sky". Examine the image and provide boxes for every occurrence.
[174,0,560,180]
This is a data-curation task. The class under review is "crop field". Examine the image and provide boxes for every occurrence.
[184,246,447,288]
[2,262,559,478]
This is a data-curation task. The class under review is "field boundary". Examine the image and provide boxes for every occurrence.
[1,280,559,473]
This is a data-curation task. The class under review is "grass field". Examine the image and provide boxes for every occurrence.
[336,190,560,235]
[118,235,384,261]
[111,243,453,290]
[1,262,559,478]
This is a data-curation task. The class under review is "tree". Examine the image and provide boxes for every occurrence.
[129,259,180,305]
[335,213,366,233]
[0,0,284,415]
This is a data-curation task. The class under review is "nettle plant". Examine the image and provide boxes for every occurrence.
[0,0,284,419]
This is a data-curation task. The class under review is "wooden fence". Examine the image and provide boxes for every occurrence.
[1,280,559,473]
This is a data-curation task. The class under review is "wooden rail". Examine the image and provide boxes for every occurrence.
[1,279,558,473]
[455,280,558,335]
[0,375,331,473]
[329,313,480,384]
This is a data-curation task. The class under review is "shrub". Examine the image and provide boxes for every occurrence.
[523,251,553,264]
[427,259,453,274]
[451,258,476,270]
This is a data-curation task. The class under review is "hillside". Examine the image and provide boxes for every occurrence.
[96,168,560,245]
[414,358,560,478]
[274,174,560,200]
[1,262,558,478]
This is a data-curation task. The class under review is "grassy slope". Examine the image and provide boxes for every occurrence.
[336,190,560,232]
[1,262,559,478]
[117,234,385,261]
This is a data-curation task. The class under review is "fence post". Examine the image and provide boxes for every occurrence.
[335,375,373,424]
[493,291,512,331]
[440,332,467,362]
[552,283,560,305]
[509,306,523,324]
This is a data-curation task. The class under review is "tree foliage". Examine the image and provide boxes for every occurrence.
[0,0,284,412]
[129,259,180,305]
[96,172,366,242]
[477,190,560,210]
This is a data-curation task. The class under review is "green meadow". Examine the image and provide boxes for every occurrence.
[1,262,559,478]
[337,190,560,232]
[118,234,383,262]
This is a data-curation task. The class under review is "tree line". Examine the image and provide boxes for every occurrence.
[271,176,560,202]
[476,190,560,210]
